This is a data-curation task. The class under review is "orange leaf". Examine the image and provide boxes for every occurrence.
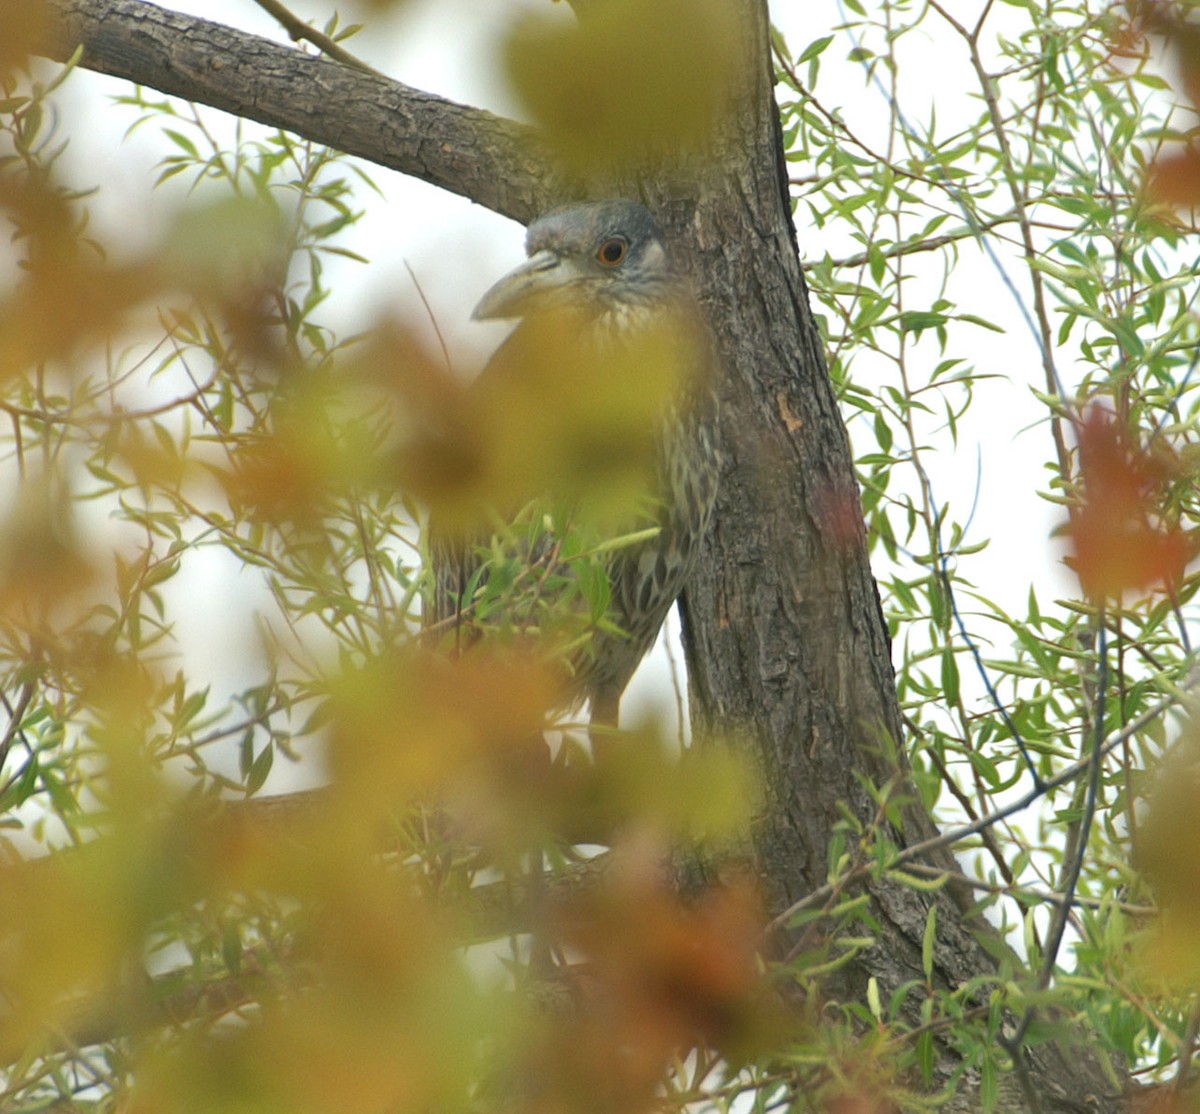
[1146,146,1200,208]
[1064,405,1190,599]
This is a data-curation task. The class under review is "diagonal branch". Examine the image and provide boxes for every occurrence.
[36,0,554,224]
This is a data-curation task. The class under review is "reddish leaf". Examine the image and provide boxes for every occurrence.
[1120,3,1200,208]
[1064,405,1190,599]
[521,845,771,1112]
[1146,146,1200,208]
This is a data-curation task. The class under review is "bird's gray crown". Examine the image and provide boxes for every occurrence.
[525,200,665,260]
[472,199,676,321]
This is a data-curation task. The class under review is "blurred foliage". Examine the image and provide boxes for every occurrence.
[1132,0,1200,207]
[0,10,765,1114]
[503,0,740,177]
[393,308,685,537]
[7,0,1200,1111]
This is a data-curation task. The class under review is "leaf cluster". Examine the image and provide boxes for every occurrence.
[773,0,1200,1102]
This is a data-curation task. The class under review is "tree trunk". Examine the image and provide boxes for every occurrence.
[36,1,1125,1109]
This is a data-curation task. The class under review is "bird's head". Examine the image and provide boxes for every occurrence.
[472,200,675,322]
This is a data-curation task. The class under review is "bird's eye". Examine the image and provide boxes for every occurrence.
[596,237,628,267]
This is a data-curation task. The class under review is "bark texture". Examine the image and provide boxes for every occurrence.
[36,1,1124,1110]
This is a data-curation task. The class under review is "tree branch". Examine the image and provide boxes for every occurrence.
[36,0,554,224]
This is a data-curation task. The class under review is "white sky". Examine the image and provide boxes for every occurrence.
[37,0,1082,753]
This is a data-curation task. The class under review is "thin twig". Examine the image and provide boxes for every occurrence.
[404,260,453,376]
[252,0,383,76]
[1176,994,1200,1095]
[767,683,1190,933]
[1002,610,1108,1070]
[927,0,1075,481]
[899,861,1155,916]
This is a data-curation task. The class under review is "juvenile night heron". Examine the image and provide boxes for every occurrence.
[427,199,720,730]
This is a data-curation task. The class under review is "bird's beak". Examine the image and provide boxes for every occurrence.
[472,249,579,321]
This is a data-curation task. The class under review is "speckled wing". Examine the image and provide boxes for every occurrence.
[423,283,720,719]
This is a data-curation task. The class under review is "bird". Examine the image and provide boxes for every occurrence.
[426,199,720,733]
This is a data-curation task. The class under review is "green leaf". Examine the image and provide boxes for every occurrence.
[162,128,199,158]
[798,35,834,63]
[941,646,960,706]
[239,730,255,780]
[917,1029,935,1086]
[922,904,937,981]
[981,1054,998,1113]
[873,410,893,452]
[956,313,1005,333]
[154,161,191,187]
[142,556,181,589]
[0,756,39,812]
[900,310,948,334]
[867,976,882,1021]
[246,742,275,795]
[178,687,209,728]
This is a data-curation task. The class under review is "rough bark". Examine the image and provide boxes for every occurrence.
[34,1,1124,1110]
